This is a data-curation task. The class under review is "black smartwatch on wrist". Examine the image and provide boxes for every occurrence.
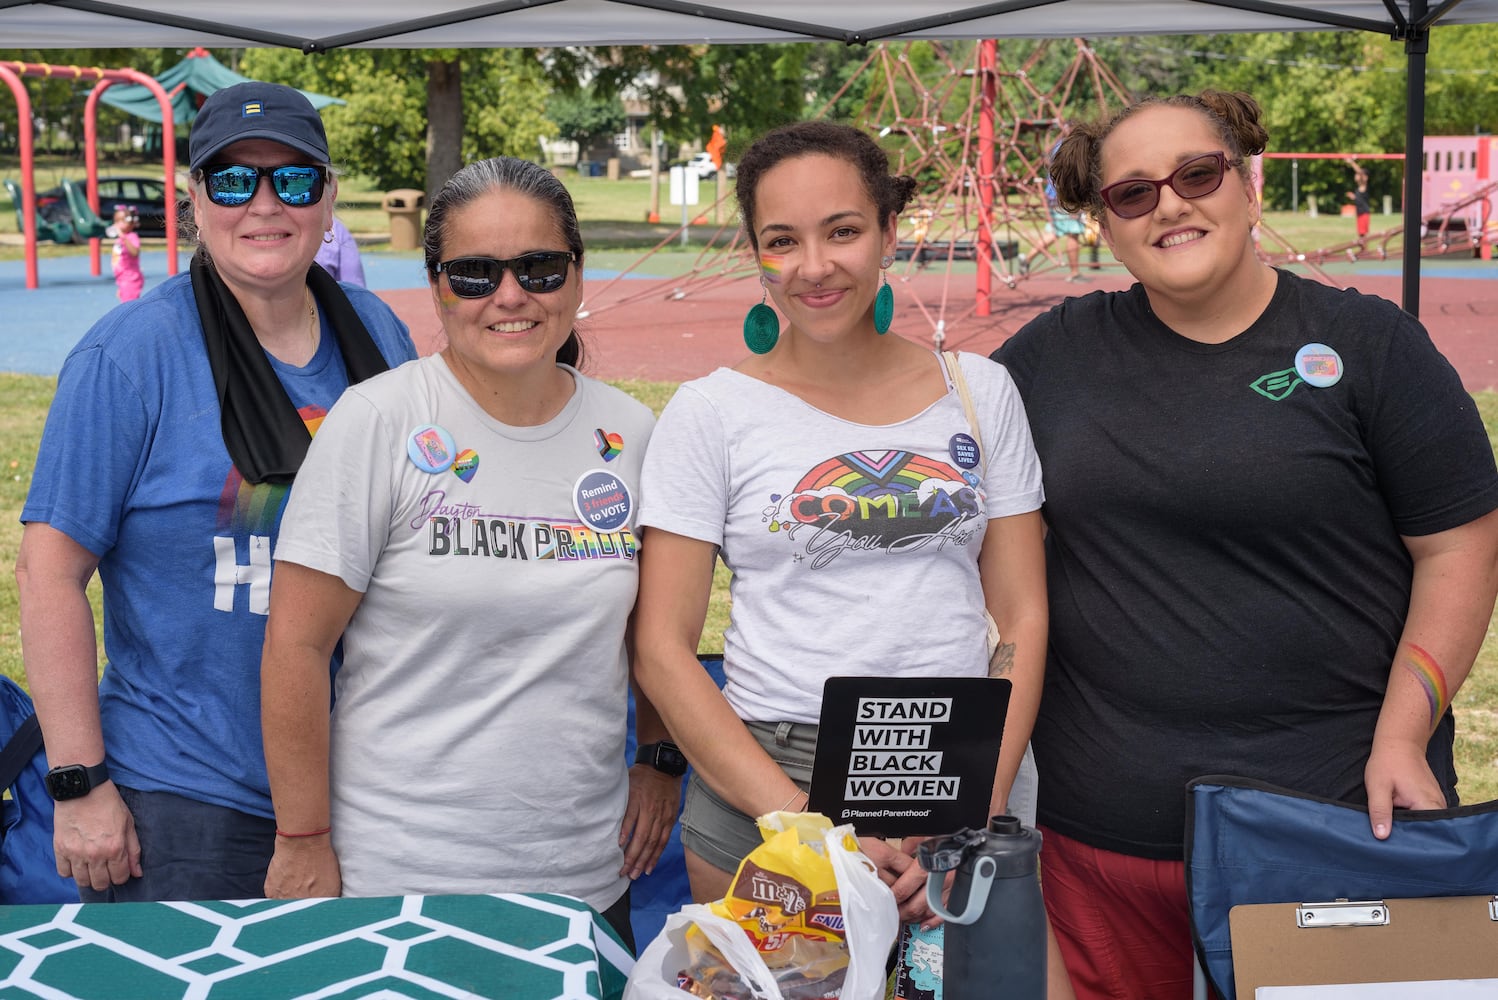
[634,740,688,777]
[44,761,110,801]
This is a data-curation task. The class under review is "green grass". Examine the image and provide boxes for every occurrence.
[0,371,1493,802]
[1460,394,1498,800]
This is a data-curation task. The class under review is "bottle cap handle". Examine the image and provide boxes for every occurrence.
[926,855,995,925]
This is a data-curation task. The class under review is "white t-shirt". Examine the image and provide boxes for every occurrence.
[276,354,654,909]
[637,351,1043,723]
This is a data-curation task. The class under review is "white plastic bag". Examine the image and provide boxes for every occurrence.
[623,822,898,1000]
[826,823,901,999]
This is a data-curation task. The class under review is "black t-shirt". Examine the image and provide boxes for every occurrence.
[993,270,1498,859]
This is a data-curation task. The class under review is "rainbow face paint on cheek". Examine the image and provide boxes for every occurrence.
[437,284,464,309]
[759,255,785,284]
[1401,642,1450,725]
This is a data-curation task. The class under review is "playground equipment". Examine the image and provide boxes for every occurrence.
[0,59,177,290]
[579,38,1132,350]
[3,178,73,245]
[580,38,1496,350]
[59,179,111,241]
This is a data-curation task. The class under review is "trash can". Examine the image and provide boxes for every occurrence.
[382,188,425,251]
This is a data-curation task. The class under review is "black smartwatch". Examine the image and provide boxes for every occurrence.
[634,740,688,777]
[44,762,110,801]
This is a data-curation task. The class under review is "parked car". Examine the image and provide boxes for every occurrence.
[686,152,736,180]
[38,175,187,238]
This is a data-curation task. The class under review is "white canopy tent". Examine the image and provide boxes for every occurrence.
[5,0,1496,312]
[2,1,1494,49]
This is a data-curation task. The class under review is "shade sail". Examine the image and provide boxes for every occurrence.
[0,1,1495,49]
[98,48,343,125]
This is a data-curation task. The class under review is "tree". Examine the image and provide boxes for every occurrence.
[551,43,814,158]
[239,47,551,202]
[545,87,626,161]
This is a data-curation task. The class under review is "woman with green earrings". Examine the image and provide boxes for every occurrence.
[633,121,1050,929]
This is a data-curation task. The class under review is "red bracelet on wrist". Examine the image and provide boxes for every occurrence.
[276,826,331,838]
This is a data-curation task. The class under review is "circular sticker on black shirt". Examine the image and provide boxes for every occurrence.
[949,432,980,470]
[573,469,634,533]
[407,424,457,473]
[1294,343,1344,388]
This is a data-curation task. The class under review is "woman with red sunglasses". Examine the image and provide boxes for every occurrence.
[15,81,416,905]
[992,90,1498,1000]
[259,156,678,950]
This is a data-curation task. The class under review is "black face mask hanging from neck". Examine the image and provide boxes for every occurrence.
[190,252,393,485]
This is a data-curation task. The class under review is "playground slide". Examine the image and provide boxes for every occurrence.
[3,178,74,244]
[60,179,111,242]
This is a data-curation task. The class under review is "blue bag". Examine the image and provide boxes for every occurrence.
[0,675,81,904]
[624,654,727,949]
[1185,774,1498,1000]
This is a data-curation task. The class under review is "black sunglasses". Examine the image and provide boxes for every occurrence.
[1099,152,1240,220]
[432,252,577,297]
[199,164,328,208]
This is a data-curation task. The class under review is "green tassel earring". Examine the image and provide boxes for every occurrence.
[873,256,895,335]
[744,288,780,355]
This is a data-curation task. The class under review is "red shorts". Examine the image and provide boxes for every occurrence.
[1356,213,1371,237]
[1040,825,1217,1000]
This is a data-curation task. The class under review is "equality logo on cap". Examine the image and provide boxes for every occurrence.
[241,101,265,118]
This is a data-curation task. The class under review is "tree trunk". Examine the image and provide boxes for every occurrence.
[425,57,464,209]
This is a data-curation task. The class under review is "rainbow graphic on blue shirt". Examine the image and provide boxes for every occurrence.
[215,405,327,535]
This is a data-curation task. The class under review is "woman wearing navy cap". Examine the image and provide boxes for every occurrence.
[15,81,415,903]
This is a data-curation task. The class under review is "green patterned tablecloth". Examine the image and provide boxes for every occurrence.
[0,892,631,999]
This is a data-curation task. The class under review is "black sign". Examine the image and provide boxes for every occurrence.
[807,676,1010,838]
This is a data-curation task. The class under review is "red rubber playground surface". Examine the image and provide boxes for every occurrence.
[378,260,1498,391]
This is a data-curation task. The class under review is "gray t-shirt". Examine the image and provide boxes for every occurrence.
[277,355,654,908]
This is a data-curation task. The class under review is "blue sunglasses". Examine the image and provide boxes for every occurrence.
[200,163,327,208]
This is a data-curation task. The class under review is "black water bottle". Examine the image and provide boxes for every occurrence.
[917,815,1046,1000]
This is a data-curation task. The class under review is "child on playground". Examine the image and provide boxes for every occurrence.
[109,205,143,302]
[1346,160,1372,242]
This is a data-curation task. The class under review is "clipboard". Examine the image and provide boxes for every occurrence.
[1230,895,1498,996]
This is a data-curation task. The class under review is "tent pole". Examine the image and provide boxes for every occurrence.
[1401,0,1430,317]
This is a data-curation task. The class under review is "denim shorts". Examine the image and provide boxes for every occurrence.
[78,785,275,903]
[680,720,817,874]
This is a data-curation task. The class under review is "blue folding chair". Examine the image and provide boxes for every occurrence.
[625,653,727,948]
[1185,775,1498,1000]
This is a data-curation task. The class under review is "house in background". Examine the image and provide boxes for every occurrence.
[540,96,693,176]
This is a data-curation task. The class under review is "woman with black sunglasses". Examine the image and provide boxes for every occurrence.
[15,81,415,905]
[258,156,678,949]
[992,90,1498,1000]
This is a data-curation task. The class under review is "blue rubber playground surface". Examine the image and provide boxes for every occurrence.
[0,247,438,376]
[4,242,1495,378]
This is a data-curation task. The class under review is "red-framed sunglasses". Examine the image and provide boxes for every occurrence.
[1099,152,1242,219]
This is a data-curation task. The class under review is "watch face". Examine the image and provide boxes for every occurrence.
[656,743,689,776]
[46,766,90,800]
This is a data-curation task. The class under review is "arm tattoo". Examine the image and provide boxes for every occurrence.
[988,640,1016,678]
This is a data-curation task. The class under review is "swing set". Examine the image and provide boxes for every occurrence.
[2,59,180,290]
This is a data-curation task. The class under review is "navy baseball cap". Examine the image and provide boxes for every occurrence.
[189,81,330,172]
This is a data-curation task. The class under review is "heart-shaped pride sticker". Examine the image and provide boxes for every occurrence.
[594,428,624,462]
[453,449,479,483]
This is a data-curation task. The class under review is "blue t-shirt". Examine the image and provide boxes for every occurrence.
[21,272,417,817]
